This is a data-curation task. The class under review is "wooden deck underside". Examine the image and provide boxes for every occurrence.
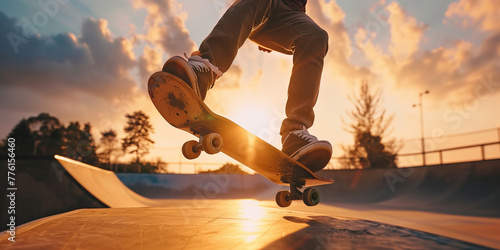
[148,72,332,187]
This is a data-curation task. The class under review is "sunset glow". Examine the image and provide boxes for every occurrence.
[1,0,499,171]
[228,98,276,138]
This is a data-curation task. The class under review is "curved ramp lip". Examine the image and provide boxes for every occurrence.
[54,155,167,208]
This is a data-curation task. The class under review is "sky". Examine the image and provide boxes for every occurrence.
[1,0,499,172]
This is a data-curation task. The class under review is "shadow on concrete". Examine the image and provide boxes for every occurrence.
[262,215,493,249]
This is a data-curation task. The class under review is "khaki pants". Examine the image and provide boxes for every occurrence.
[199,0,329,136]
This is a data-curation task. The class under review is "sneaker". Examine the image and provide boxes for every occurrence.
[282,129,332,172]
[162,53,223,100]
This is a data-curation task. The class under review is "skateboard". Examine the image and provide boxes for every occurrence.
[148,71,333,207]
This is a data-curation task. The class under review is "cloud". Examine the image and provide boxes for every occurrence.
[354,2,427,72]
[352,1,500,105]
[133,0,196,56]
[0,12,136,99]
[445,0,500,32]
[0,11,144,139]
[307,0,371,83]
[215,64,242,89]
[137,45,163,78]
[387,2,427,60]
[394,40,475,98]
[133,0,197,80]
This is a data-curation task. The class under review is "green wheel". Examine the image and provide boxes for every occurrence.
[303,188,320,206]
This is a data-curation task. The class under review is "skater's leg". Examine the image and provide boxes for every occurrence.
[199,0,279,73]
[249,3,329,135]
[163,0,278,100]
[250,2,331,171]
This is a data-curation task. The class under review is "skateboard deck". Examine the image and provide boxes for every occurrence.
[148,71,333,206]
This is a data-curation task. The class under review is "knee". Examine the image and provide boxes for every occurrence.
[313,28,329,44]
[312,28,329,54]
[296,28,329,55]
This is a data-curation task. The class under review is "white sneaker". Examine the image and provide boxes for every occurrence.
[282,129,332,172]
[162,54,223,100]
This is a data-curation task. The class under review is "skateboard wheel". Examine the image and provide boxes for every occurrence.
[202,133,223,154]
[276,190,292,207]
[303,188,320,206]
[182,140,201,160]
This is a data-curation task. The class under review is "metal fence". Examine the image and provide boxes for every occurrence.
[326,127,500,169]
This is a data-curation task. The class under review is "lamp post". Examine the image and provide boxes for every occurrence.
[413,90,430,166]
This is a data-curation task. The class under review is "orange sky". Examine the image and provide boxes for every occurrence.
[1,0,499,172]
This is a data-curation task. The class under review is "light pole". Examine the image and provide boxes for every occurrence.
[413,90,430,166]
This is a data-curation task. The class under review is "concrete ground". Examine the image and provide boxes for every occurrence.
[1,156,499,249]
[1,200,495,249]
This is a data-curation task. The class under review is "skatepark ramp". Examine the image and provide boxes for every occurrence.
[0,155,281,231]
[316,159,500,217]
[2,155,499,232]
[55,155,281,206]
[0,156,105,231]
[115,158,500,217]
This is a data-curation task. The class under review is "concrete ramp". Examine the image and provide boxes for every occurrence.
[316,159,500,217]
[55,155,500,218]
[55,155,281,207]
[55,155,166,207]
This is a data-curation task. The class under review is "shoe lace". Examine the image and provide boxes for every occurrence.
[291,130,318,143]
[184,53,223,79]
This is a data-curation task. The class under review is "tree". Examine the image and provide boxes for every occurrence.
[138,157,167,173]
[28,113,65,156]
[153,157,168,173]
[4,119,35,155]
[198,163,250,174]
[2,113,65,156]
[63,122,99,165]
[2,113,100,163]
[122,111,154,172]
[0,140,5,155]
[341,80,400,169]
[97,129,120,170]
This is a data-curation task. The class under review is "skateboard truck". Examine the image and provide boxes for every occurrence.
[276,177,320,207]
[181,133,223,159]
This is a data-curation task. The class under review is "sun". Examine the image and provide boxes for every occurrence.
[230,101,269,133]
[228,96,278,139]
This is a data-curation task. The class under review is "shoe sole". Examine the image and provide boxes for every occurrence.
[291,141,332,172]
[162,56,201,98]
